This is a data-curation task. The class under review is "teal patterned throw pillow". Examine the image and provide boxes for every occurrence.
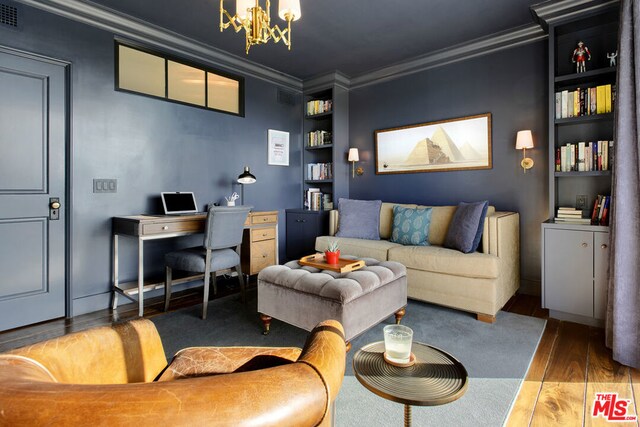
[390,205,433,246]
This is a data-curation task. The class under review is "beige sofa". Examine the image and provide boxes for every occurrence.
[315,202,520,322]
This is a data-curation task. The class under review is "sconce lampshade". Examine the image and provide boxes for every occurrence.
[348,148,360,162]
[237,166,257,184]
[235,0,253,20]
[515,130,534,149]
[279,0,302,21]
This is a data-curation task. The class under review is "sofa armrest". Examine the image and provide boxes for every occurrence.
[0,321,347,427]
[8,318,167,384]
[486,212,519,258]
[486,211,520,304]
[329,209,339,236]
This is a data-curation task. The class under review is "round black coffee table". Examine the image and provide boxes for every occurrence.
[353,341,468,426]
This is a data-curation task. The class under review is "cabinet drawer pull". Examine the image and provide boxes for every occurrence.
[162,226,169,230]
[581,242,588,248]
[601,244,608,249]
[262,233,267,237]
[296,219,307,223]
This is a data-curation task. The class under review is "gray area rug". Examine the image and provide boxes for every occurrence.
[151,293,545,427]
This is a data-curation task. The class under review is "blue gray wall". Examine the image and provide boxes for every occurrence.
[1,3,302,314]
[348,42,549,292]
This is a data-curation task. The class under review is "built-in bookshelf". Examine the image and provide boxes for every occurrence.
[547,7,618,226]
[538,2,619,326]
[301,83,348,211]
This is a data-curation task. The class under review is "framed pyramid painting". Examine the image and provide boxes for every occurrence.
[375,113,492,174]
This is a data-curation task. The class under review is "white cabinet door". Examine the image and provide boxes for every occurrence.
[544,229,594,317]
[593,232,610,320]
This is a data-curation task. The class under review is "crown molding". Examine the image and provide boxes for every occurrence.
[349,24,547,90]
[303,71,351,93]
[531,0,619,30]
[14,0,303,92]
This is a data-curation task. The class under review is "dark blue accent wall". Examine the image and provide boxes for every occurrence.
[348,42,549,291]
[1,4,302,313]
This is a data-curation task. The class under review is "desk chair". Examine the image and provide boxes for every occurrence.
[164,206,252,319]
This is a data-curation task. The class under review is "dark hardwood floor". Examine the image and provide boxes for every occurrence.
[0,277,251,353]
[503,295,640,427]
[1,289,638,426]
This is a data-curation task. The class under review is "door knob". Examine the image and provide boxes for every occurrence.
[49,197,60,220]
[581,242,588,248]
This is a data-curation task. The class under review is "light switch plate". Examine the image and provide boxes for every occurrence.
[93,178,117,193]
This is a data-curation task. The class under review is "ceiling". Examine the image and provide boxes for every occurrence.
[87,0,542,80]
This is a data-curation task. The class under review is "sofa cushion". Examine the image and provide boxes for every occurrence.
[157,347,301,381]
[415,205,496,246]
[379,202,417,239]
[335,198,382,240]
[388,245,499,279]
[390,205,432,246]
[316,235,402,261]
[443,201,489,253]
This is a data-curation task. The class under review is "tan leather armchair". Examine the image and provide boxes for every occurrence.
[0,318,346,426]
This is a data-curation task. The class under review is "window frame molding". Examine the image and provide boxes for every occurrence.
[114,40,245,117]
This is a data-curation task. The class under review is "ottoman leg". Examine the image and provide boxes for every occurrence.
[260,314,272,335]
[395,307,407,324]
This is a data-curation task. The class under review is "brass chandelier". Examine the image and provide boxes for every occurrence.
[220,0,302,54]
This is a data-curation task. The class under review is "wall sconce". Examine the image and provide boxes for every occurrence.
[515,130,534,173]
[348,148,363,177]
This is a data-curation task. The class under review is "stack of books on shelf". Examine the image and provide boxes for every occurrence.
[591,195,611,226]
[306,163,332,181]
[554,84,615,119]
[555,140,614,172]
[306,130,332,147]
[304,189,333,211]
[555,207,590,224]
[306,99,332,116]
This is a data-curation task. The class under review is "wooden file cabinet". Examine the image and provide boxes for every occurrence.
[242,211,279,276]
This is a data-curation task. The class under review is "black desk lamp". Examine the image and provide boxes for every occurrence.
[237,166,256,205]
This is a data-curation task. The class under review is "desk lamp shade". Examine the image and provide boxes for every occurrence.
[237,166,256,184]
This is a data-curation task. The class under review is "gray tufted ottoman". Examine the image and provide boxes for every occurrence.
[257,256,407,347]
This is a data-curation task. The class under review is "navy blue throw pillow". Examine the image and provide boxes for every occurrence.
[444,201,489,253]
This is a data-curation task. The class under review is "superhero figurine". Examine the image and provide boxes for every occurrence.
[572,41,591,73]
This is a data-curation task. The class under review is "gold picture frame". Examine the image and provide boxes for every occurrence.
[375,113,492,174]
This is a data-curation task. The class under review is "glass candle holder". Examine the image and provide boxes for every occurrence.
[383,324,413,364]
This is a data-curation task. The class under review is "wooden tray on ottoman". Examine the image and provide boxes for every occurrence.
[299,253,365,273]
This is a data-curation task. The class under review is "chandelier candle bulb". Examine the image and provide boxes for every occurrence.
[278,0,301,21]
[235,0,253,21]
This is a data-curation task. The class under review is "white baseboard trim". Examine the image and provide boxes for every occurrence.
[549,310,604,327]
[71,292,112,316]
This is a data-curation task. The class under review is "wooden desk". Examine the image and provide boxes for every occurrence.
[112,211,278,317]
